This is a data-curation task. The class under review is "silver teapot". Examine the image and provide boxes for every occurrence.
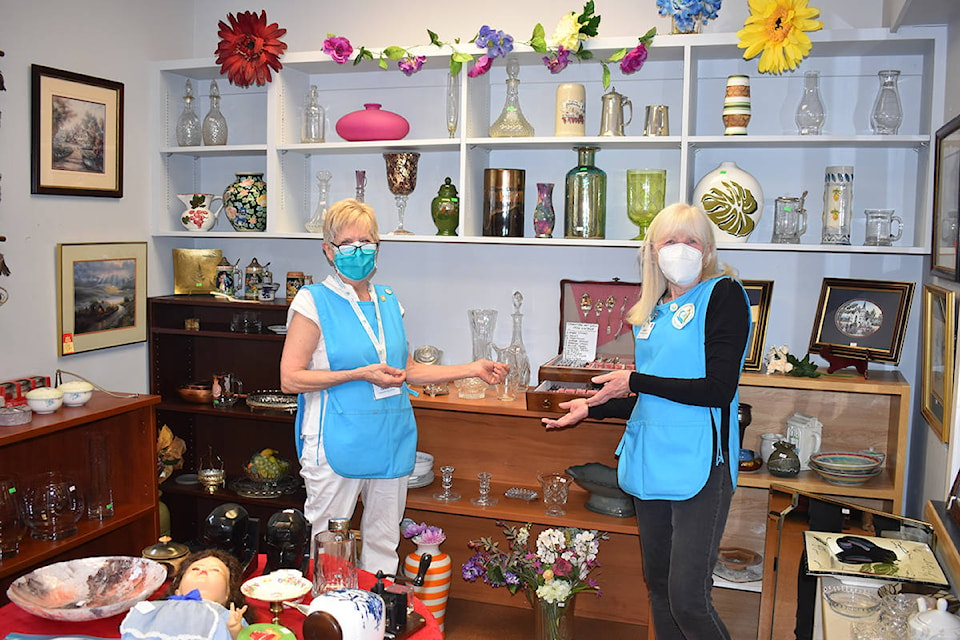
[599,88,633,136]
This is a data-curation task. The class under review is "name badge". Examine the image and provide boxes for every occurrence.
[636,321,654,340]
[373,384,402,400]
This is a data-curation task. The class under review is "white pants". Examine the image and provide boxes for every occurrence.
[299,432,409,576]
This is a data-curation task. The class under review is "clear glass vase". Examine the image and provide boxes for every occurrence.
[871,70,902,135]
[795,70,825,135]
[489,56,534,137]
[531,593,576,640]
[468,309,497,361]
[175,79,201,146]
[445,72,459,139]
[565,146,606,239]
[202,79,228,145]
[305,171,332,233]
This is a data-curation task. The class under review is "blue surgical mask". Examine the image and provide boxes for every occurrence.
[334,250,377,281]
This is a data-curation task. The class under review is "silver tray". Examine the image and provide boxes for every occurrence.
[229,475,300,499]
[246,390,298,413]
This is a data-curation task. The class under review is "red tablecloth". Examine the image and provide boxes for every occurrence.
[0,555,442,640]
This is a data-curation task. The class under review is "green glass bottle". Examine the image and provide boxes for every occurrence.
[565,146,606,239]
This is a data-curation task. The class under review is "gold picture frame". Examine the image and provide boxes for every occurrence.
[922,283,957,443]
[932,113,960,279]
[741,280,774,372]
[56,242,147,355]
[31,65,124,197]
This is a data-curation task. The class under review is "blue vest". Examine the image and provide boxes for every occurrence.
[294,283,417,479]
[616,277,749,500]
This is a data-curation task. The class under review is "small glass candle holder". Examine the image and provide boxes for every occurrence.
[432,465,461,502]
[538,472,572,517]
[471,471,498,507]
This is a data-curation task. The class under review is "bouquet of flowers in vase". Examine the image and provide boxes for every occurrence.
[657,0,722,33]
[462,521,606,639]
[401,519,446,546]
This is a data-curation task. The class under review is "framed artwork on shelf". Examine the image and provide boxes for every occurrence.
[31,65,124,197]
[56,242,147,356]
[932,112,960,280]
[808,278,915,364]
[921,283,957,443]
[741,280,774,372]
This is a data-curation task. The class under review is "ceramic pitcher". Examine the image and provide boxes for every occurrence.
[177,193,223,232]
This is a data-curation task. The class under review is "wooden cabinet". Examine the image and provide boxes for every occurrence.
[148,295,303,544]
[0,393,160,605]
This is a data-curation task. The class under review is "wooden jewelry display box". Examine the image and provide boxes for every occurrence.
[526,279,642,413]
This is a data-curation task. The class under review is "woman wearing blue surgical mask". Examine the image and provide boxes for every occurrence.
[543,203,751,640]
[280,199,507,575]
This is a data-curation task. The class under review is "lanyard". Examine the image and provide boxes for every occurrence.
[324,275,386,364]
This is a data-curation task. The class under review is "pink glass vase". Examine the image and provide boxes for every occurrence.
[336,103,410,141]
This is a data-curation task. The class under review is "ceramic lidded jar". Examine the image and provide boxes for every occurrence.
[693,161,764,243]
[335,103,410,141]
[431,177,460,236]
[305,589,386,640]
[223,173,267,232]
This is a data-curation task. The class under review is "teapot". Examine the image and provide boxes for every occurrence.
[598,88,633,136]
[177,193,223,232]
[908,598,960,640]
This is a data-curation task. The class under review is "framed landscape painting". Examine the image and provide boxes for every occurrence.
[56,242,146,355]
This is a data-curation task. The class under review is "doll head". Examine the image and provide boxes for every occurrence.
[168,548,246,610]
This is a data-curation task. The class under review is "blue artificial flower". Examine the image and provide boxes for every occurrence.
[656,0,722,31]
[475,25,514,59]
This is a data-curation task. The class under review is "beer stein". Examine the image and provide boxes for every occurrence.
[598,88,632,136]
[771,195,808,243]
[864,209,903,246]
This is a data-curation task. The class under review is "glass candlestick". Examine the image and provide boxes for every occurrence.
[355,170,366,202]
[176,79,201,146]
[305,170,332,233]
[489,56,534,137]
[202,79,228,145]
[433,465,461,502]
[383,152,420,235]
[471,472,498,506]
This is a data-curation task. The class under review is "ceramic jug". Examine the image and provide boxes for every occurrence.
[177,193,223,232]
[598,88,633,136]
[786,420,822,470]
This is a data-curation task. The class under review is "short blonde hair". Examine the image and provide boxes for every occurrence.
[627,202,735,325]
[322,198,380,243]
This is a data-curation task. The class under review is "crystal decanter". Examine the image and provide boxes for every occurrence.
[489,56,534,137]
[176,79,201,146]
[202,79,228,145]
[305,170,332,233]
[508,291,531,389]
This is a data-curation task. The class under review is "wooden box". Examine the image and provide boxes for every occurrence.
[526,279,641,413]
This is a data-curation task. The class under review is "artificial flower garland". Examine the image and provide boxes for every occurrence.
[322,2,656,89]
[215,10,288,88]
[737,0,823,75]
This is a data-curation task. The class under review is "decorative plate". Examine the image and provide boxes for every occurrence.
[229,475,300,499]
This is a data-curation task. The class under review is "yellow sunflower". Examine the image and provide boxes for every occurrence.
[737,0,823,75]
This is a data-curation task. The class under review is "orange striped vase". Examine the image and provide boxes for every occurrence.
[403,543,452,632]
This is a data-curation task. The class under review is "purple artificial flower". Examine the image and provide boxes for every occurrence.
[323,36,353,64]
[543,46,571,74]
[462,553,486,581]
[475,25,496,48]
[504,571,521,586]
[467,54,493,78]
[620,43,649,74]
[398,55,426,76]
[475,25,513,59]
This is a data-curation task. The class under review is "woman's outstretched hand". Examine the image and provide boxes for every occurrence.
[473,358,509,384]
[541,397,590,430]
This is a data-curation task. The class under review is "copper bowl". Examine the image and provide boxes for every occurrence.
[177,381,212,404]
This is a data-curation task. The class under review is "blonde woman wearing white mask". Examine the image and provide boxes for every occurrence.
[543,203,751,640]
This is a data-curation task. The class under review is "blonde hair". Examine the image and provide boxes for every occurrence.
[322,198,380,243]
[626,202,736,326]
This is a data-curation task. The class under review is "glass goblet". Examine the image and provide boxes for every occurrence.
[383,152,420,235]
[626,169,666,241]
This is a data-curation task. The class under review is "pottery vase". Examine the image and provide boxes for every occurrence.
[403,542,452,631]
[533,183,556,238]
[336,103,410,141]
[223,173,267,232]
[693,161,763,243]
[177,193,223,232]
[723,75,751,135]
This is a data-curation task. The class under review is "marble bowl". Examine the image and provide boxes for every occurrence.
[6,556,166,621]
[25,387,63,414]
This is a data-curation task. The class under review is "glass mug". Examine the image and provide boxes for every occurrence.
[864,209,903,246]
[312,529,359,596]
[771,196,807,243]
[212,372,243,408]
[0,475,27,558]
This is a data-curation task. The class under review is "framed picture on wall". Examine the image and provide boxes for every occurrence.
[741,280,774,372]
[921,283,957,443]
[932,113,960,279]
[808,278,915,364]
[56,242,147,355]
[31,65,124,197]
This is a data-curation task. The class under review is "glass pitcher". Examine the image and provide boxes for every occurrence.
[771,194,807,243]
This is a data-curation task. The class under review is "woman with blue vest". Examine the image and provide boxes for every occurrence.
[543,203,751,640]
[280,199,507,575]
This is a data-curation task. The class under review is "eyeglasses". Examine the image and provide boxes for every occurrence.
[330,241,379,256]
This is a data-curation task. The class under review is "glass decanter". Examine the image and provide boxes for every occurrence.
[508,291,531,389]
[301,84,325,143]
[795,70,825,135]
[175,79,201,146]
[202,79,228,145]
[305,170,332,233]
[871,69,903,134]
[489,56,534,137]
[446,72,459,139]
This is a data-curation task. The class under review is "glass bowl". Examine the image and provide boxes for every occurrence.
[21,471,84,540]
[454,377,488,399]
[824,585,882,618]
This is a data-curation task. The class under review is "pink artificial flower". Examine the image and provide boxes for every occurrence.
[552,557,574,578]
[323,36,353,64]
[543,46,571,74]
[398,55,426,76]
[620,43,649,74]
[467,54,493,78]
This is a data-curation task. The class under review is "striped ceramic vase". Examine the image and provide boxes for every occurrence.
[403,543,452,631]
[723,75,751,135]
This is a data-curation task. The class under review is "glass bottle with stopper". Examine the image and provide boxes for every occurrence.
[176,79,201,146]
[508,290,531,389]
[301,84,325,143]
[306,170,332,233]
[489,56,534,137]
[202,79,228,145]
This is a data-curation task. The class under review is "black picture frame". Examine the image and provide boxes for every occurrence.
[808,278,915,364]
[932,112,960,279]
[31,65,124,197]
[741,280,774,372]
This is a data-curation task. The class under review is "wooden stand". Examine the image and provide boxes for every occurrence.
[818,346,870,378]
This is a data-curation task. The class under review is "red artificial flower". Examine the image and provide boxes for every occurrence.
[215,10,288,88]
[467,54,493,78]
